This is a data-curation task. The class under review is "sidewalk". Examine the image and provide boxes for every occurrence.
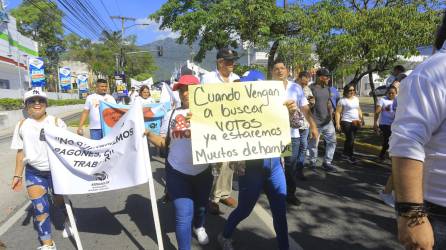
[0,109,82,225]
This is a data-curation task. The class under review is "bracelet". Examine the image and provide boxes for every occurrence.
[13,175,22,179]
[395,202,427,227]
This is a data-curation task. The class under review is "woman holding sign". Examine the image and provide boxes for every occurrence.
[10,89,71,250]
[145,75,213,249]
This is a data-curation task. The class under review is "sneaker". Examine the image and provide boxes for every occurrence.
[37,241,56,250]
[322,163,338,173]
[379,191,395,208]
[220,197,237,208]
[193,227,209,245]
[217,233,234,250]
[62,220,73,238]
[286,195,302,206]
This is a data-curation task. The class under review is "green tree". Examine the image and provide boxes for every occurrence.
[63,33,157,90]
[11,0,65,91]
[150,0,302,78]
[306,0,441,104]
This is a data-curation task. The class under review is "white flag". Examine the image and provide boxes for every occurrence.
[160,82,181,108]
[44,100,150,194]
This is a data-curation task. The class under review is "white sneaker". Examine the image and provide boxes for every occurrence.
[217,233,234,250]
[193,227,209,245]
[62,220,73,238]
[379,191,395,208]
[37,241,57,250]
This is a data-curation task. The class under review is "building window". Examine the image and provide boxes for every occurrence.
[0,79,10,89]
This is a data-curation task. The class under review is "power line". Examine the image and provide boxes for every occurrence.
[100,0,118,30]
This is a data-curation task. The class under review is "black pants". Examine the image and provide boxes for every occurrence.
[341,121,358,157]
[379,125,392,158]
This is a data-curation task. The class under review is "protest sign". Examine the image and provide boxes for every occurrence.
[99,101,171,136]
[28,57,45,87]
[189,81,292,164]
[44,100,150,194]
[59,67,72,90]
[151,90,161,102]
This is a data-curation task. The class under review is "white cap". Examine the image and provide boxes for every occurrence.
[23,89,47,103]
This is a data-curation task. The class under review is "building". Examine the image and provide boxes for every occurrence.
[0,13,38,90]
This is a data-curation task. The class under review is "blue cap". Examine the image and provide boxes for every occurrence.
[240,70,265,82]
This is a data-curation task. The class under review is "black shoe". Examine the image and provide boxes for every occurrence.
[286,195,301,206]
[323,163,338,173]
[297,171,307,181]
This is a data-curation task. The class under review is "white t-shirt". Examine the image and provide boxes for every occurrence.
[84,93,116,129]
[389,41,446,207]
[201,70,240,84]
[135,96,154,105]
[338,96,360,122]
[10,115,67,171]
[377,96,396,125]
[300,85,313,130]
[160,109,208,175]
[285,81,309,138]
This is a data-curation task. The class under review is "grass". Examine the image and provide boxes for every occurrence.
[337,126,383,155]
[67,117,88,127]
[358,96,375,105]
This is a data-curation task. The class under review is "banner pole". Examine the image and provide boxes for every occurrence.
[146,150,164,250]
[63,196,84,250]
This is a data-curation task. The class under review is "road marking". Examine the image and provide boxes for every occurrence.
[253,203,303,250]
[0,201,31,236]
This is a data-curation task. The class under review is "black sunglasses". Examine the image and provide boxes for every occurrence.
[26,97,47,105]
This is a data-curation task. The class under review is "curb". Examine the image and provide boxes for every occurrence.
[336,136,381,156]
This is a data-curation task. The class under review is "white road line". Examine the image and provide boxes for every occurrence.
[0,201,31,236]
[253,203,303,250]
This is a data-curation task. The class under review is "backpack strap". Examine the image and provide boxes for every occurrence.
[164,109,177,150]
[18,118,26,140]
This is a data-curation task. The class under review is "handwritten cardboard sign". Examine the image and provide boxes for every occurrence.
[189,81,291,164]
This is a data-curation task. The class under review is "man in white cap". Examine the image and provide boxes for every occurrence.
[10,89,70,250]
[201,48,240,214]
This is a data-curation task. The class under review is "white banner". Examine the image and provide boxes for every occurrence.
[44,100,151,194]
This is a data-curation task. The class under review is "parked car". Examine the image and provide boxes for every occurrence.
[369,85,387,97]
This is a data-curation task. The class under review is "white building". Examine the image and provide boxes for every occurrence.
[0,14,38,89]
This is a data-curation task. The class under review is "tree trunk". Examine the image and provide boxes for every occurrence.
[368,71,377,108]
[267,40,280,79]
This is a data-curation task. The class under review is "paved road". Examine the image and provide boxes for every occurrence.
[0,139,402,249]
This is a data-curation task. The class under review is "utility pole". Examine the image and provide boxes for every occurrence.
[110,16,136,73]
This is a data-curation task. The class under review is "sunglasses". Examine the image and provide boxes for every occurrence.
[348,89,355,92]
[26,97,47,105]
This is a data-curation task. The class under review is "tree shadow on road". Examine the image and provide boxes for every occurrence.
[285,149,401,250]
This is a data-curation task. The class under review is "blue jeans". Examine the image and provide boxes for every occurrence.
[223,158,289,250]
[90,129,103,140]
[309,121,337,165]
[25,166,54,241]
[166,163,213,250]
[284,137,300,196]
[297,129,309,169]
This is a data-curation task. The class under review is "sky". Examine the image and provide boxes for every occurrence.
[6,0,303,45]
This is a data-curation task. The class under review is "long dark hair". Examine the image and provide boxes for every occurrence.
[342,83,356,97]
[435,11,446,50]
[138,85,151,97]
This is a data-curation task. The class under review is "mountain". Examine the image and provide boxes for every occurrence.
[140,38,248,81]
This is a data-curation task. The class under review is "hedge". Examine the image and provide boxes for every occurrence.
[0,98,84,111]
